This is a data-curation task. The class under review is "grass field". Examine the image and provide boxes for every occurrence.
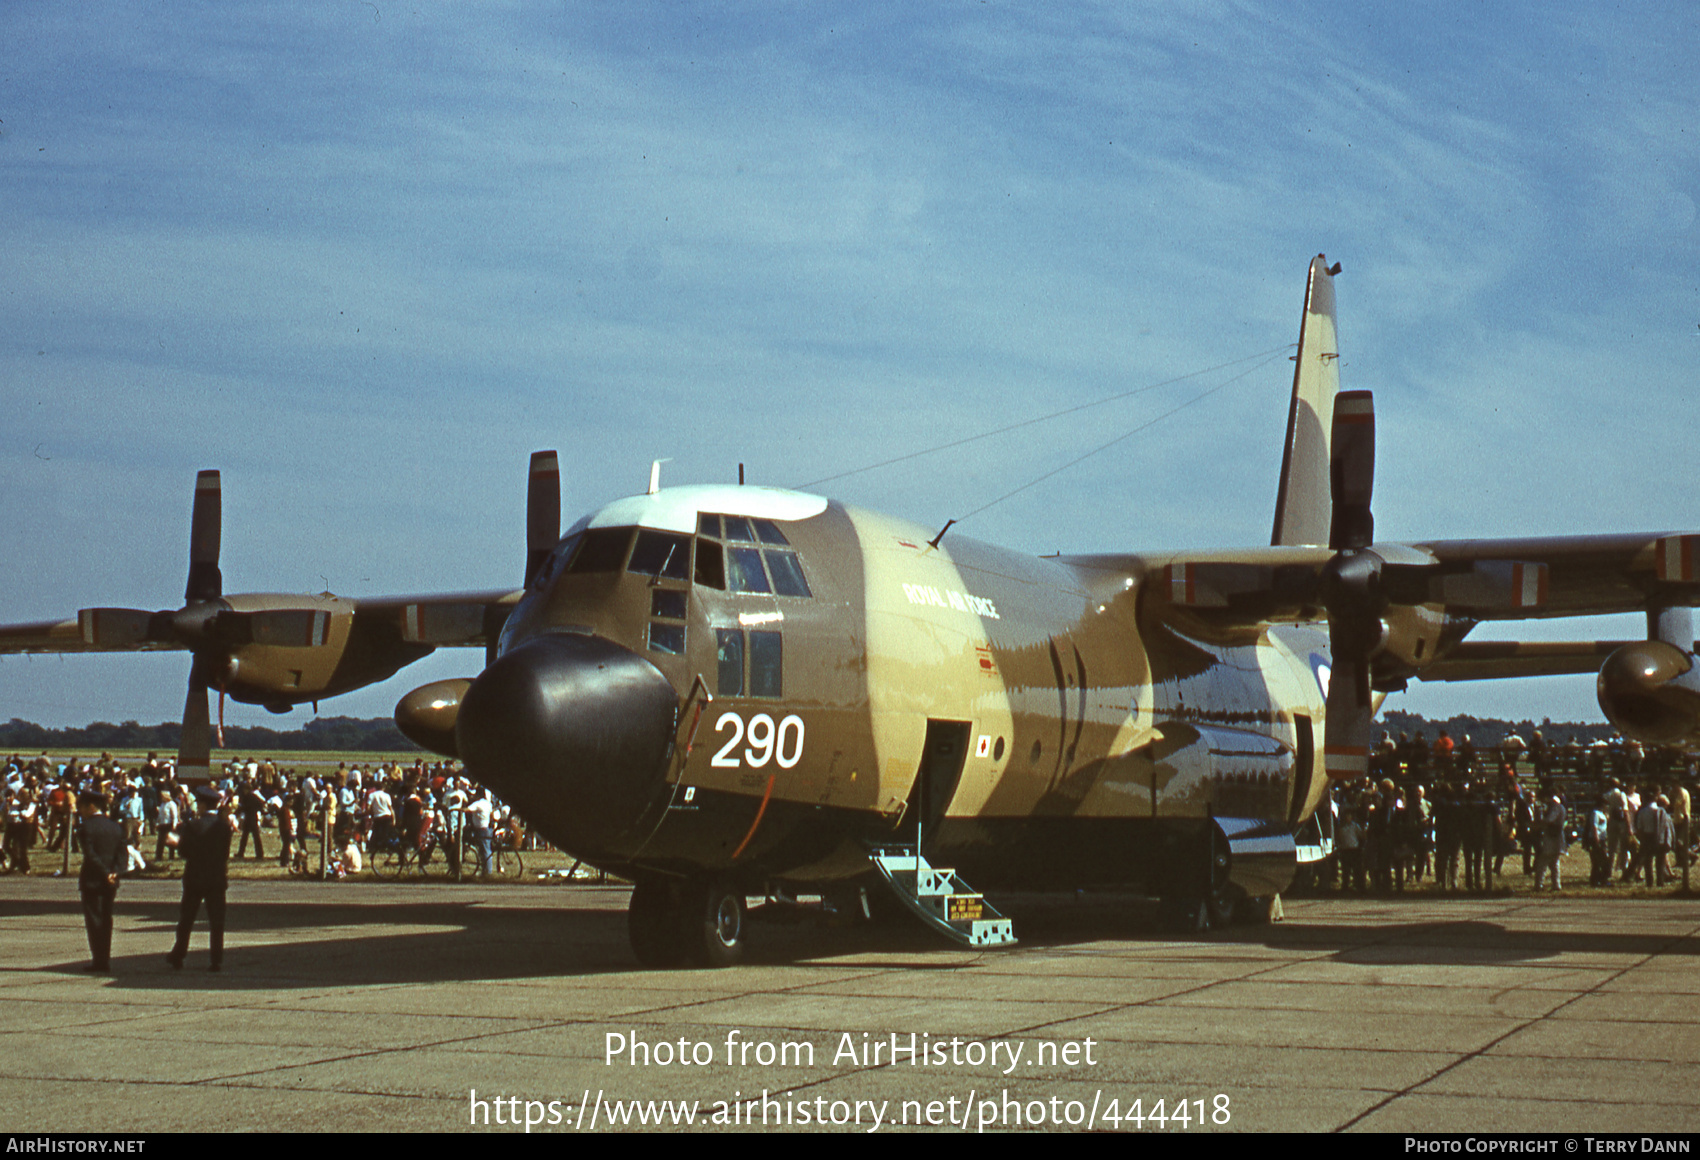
[6,832,611,885]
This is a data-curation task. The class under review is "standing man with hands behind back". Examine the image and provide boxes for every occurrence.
[167,786,233,972]
[78,791,125,973]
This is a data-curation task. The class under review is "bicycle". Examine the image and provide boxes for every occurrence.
[459,829,524,880]
[371,831,448,880]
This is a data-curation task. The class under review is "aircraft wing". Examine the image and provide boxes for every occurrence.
[1081,532,1700,706]
[1107,531,1698,625]
[1397,532,1700,621]
[352,590,527,648]
[0,590,525,655]
[0,616,187,654]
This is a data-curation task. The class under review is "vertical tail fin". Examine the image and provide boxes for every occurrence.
[1270,255,1342,547]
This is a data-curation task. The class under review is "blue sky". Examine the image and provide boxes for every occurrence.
[3,2,1696,731]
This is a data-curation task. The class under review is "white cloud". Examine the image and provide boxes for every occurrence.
[3,1,1695,727]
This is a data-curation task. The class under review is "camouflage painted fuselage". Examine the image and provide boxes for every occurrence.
[484,484,1331,896]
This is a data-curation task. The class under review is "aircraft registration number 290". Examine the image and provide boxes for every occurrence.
[712,711,805,769]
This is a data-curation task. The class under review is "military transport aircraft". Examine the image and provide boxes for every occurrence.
[5,256,1697,968]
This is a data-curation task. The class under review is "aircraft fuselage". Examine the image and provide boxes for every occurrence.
[459,484,1329,902]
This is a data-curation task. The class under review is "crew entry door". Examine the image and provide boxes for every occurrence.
[899,719,972,853]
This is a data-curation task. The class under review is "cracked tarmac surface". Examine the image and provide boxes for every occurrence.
[2,879,1696,1132]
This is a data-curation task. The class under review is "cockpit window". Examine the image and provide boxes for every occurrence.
[749,631,782,697]
[764,550,811,597]
[650,589,687,620]
[570,527,633,574]
[695,512,811,597]
[694,539,725,589]
[627,531,691,580]
[716,629,743,695]
[531,531,582,589]
[727,547,771,594]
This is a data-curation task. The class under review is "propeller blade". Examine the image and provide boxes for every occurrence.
[526,450,561,586]
[1328,390,1375,551]
[1322,648,1375,779]
[178,663,214,781]
[185,469,223,603]
[1320,389,1383,777]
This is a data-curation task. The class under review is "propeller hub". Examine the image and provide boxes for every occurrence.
[1320,549,1388,650]
[168,603,224,645]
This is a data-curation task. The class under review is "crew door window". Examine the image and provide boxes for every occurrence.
[715,629,782,698]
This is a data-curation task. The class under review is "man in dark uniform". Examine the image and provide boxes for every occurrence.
[167,787,232,972]
[236,778,265,860]
[78,791,125,973]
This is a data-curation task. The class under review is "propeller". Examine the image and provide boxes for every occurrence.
[525,450,560,587]
[185,469,223,604]
[396,449,563,753]
[1319,390,1387,779]
[178,469,225,776]
[76,471,330,780]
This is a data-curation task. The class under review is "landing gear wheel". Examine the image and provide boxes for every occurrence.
[1236,894,1280,924]
[628,880,748,968]
[1204,829,1240,929]
[628,880,686,968]
[1160,824,1238,933]
[1160,895,1210,933]
[694,883,746,968]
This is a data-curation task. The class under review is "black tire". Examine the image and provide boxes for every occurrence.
[413,842,440,879]
[693,883,745,968]
[1236,894,1277,924]
[460,837,486,880]
[629,880,686,968]
[1160,895,1209,933]
[494,847,524,880]
[372,845,404,880]
[1158,824,1236,933]
[397,848,416,878]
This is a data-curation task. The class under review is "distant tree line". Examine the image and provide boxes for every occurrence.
[1378,710,1618,749]
[0,715,418,753]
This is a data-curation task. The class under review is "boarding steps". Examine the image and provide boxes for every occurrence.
[868,845,1017,948]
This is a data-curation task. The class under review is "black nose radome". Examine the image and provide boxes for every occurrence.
[456,634,678,860]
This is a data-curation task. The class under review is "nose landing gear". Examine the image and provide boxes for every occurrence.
[628,879,746,968]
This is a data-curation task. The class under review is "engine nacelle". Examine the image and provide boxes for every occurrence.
[395,678,473,758]
[1596,641,1700,747]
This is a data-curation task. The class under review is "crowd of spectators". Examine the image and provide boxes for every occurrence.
[1309,730,1697,894]
[1,751,525,880]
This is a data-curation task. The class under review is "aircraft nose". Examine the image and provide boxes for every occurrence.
[456,634,678,860]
